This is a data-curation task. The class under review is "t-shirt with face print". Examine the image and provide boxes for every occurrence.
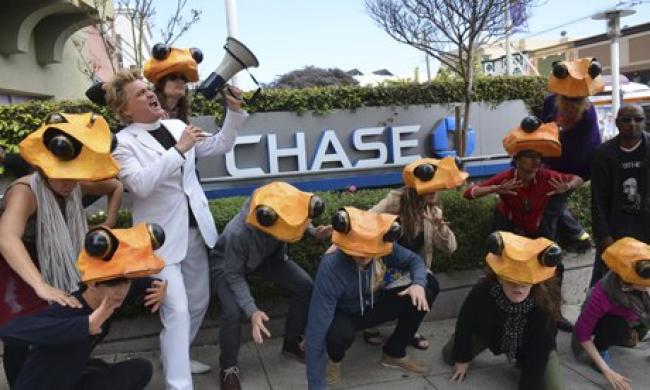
[618,139,645,215]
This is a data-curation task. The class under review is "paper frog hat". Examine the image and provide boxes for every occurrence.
[548,57,605,98]
[77,223,166,283]
[19,112,119,180]
[403,156,469,195]
[602,237,650,287]
[485,231,561,285]
[331,207,402,258]
[143,43,203,83]
[503,116,561,158]
[246,181,325,243]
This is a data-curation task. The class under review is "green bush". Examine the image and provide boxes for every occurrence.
[89,183,592,277]
[0,76,548,155]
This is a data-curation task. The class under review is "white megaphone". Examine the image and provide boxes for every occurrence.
[197,37,259,100]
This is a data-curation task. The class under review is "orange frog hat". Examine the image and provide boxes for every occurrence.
[485,231,561,285]
[246,181,325,243]
[403,156,469,195]
[331,207,401,258]
[143,43,203,83]
[503,116,561,158]
[77,223,166,284]
[602,237,650,287]
[548,57,605,98]
[19,112,119,181]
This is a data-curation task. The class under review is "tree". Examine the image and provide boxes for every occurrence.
[77,0,202,79]
[366,0,535,156]
[269,66,359,89]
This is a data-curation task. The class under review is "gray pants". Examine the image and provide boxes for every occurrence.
[215,257,313,369]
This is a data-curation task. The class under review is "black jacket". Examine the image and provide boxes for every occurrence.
[590,132,650,245]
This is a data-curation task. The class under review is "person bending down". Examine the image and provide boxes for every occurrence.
[306,207,438,389]
[443,231,564,390]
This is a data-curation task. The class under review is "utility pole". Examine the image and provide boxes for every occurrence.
[593,8,635,116]
[224,0,240,86]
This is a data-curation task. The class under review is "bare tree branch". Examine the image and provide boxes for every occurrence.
[161,0,202,45]
[365,0,537,156]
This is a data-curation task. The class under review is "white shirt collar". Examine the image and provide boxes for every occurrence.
[131,119,162,131]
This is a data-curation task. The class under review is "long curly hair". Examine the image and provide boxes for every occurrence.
[554,94,590,130]
[398,187,435,244]
[484,269,562,325]
[155,76,191,124]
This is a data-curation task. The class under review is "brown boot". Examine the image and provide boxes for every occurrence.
[326,359,341,385]
[220,366,241,390]
[380,353,429,374]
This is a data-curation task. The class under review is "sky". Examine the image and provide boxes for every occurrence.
[152,0,650,91]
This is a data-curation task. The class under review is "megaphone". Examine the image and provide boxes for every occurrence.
[197,37,259,100]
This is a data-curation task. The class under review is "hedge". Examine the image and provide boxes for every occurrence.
[0,76,548,155]
[89,184,592,304]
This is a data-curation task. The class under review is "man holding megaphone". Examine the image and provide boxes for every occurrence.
[105,67,248,390]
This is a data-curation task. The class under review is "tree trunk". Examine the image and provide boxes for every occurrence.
[460,67,474,158]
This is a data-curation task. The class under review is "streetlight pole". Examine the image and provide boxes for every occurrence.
[504,0,512,76]
[592,8,635,116]
[224,0,240,86]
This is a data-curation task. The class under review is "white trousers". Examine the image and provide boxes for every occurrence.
[157,228,210,390]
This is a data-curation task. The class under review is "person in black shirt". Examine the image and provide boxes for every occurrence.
[442,231,563,390]
[591,104,649,286]
[0,223,167,390]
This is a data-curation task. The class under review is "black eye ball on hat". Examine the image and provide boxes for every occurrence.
[255,205,277,227]
[85,228,119,261]
[538,244,562,267]
[486,231,504,255]
[331,209,351,233]
[552,62,569,79]
[308,196,325,219]
[414,163,436,181]
[588,59,602,79]
[636,260,650,279]
[190,48,203,64]
[383,221,402,242]
[147,223,165,250]
[152,43,171,60]
[43,129,82,161]
[520,116,542,133]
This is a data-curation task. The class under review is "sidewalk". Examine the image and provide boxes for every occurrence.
[79,310,650,389]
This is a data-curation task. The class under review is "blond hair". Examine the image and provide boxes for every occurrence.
[106,68,142,123]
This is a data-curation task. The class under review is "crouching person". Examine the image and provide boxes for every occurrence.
[0,223,168,390]
[211,182,330,390]
[306,207,437,389]
[572,237,650,390]
[442,231,564,390]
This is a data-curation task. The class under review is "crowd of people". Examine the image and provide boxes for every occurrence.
[0,45,648,390]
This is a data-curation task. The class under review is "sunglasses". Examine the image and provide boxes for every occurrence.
[618,117,645,124]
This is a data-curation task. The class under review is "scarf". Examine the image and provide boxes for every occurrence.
[600,271,650,328]
[490,282,535,361]
[30,173,87,293]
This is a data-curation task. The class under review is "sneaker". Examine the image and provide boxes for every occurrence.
[563,234,594,254]
[282,338,306,363]
[380,353,429,374]
[190,359,211,375]
[326,359,341,385]
[557,316,574,332]
[220,366,241,390]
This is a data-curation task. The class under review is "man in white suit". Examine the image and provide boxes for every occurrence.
[106,69,247,390]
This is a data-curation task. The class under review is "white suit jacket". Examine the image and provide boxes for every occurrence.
[113,110,248,264]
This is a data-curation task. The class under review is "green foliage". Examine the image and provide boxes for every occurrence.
[268,66,359,89]
[0,76,548,157]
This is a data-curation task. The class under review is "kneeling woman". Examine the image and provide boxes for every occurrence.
[573,237,650,390]
[442,231,563,390]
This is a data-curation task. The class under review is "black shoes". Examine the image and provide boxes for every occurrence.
[282,338,306,363]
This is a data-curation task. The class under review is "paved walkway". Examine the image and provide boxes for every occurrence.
[77,310,649,389]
